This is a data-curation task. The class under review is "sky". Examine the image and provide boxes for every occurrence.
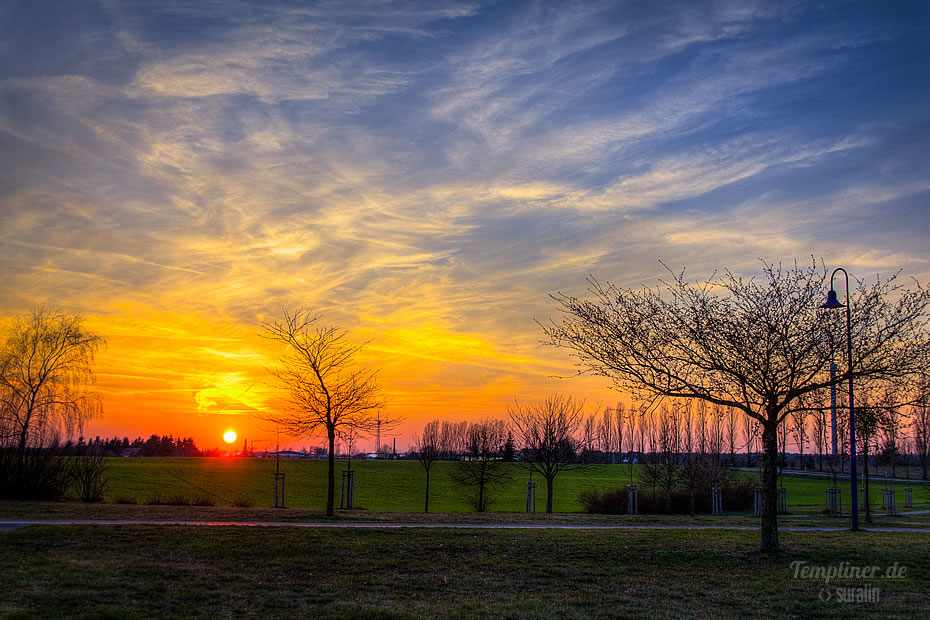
[1,1,928,451]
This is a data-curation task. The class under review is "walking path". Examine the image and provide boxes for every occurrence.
[2,519,929,533]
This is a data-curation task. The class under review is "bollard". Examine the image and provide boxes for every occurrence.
[340,469,355,509]
[825,488,842,517]
[526,480,537,513]
[777,487,787,514]
[905,487,913,508]
[628,484,638,515]
[711,486,722,516]
[274,472,286,508]
[754,486,763,517]
[884,488,897,516]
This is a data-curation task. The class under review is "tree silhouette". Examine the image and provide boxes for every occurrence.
[261,309,395,516]
[0,308,104,454]
[544,260,929,552]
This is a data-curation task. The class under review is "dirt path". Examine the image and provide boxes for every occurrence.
[2,519,929,533]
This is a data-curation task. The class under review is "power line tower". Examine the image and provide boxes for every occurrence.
[375,411,381,457]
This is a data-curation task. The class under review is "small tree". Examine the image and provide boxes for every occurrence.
[450,419,510,512]
[261,309,396,517]
[509,393,586,513]
[413,420,442,512]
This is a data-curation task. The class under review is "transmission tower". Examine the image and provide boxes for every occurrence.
[375,411,381,457]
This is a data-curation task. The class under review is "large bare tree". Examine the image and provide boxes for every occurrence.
[543,261,930,552]
[509,393,586,513]
[261,309,392,516]
[0,308,104,453]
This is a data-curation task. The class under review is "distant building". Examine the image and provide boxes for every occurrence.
[120,447,144,457]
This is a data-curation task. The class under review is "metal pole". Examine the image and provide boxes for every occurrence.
[830,362,838,456]
[829,268,858,531]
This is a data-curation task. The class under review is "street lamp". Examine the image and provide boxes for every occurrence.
[823,267,858,530]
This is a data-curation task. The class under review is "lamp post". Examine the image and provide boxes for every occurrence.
[823,267,858,530]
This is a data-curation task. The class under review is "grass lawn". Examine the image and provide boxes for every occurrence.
[97,458,930,514]
[1,523,927,618]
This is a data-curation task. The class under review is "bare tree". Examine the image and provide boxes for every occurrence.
[509,393,586,513]
[261,309,394,516]
[640,401,683,511]
[450,419,511,512]
[0,308,104,454]
[413,419,442,512]
[544,261,930,552]
[725,406,738,466]
[789,411,807,469]
[811,406,829,471]
[914,389,930,480]
[441,420,468,459]
[614,402,625,463]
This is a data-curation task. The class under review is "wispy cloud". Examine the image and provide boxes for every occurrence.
[0,0,926,445]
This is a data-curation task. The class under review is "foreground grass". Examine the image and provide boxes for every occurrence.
[1,524,927,618]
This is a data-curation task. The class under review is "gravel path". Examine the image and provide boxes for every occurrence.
[2,519,929,533]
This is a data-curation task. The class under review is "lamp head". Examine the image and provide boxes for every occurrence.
[822,289,844,309]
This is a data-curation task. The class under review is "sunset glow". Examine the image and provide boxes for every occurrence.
[1,2,927,451]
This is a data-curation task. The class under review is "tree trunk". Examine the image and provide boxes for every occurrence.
[546,477,554,513]
[424,467,430,513]
[326,430,336,517]
[760,421,780,553]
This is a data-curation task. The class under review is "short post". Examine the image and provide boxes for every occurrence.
[884,488,897,516]
[273,472,286,508]
[825,488,842,517]
[526,479,537,513]
[777,487,787,514]
[711,486,722,516]
[627,484,638,515]
[905,487,913,508]
[753,485,763,517]
[340,469,355,509]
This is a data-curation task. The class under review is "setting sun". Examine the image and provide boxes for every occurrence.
[223,430,237,444]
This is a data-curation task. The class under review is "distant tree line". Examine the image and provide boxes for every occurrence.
[56,434,201,457]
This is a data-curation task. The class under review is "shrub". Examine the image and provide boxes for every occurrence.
[579,481,756,515]
[0,447,73,500]
[231,497,253,508]
[112,495,137,505]
[192,495,215,507]
[578,487,629,514]
[72,455,108,502]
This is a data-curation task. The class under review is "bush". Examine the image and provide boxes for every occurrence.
[579,481,755,515]
[192,495,215,507]
[112,495,137,505]
[231,497,253,508]
[72,455,108,502]
[0,448,74,500]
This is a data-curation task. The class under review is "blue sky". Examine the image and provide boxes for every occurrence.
[0,0,927,442]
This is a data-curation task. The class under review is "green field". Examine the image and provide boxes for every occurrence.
[98,458,930,514]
